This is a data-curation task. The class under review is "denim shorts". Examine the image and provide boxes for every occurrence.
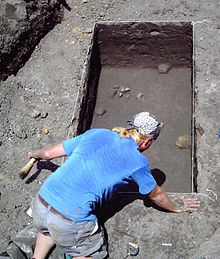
[31,195,107,259]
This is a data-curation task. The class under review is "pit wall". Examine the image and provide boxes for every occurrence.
[77,37,101,135]
[96,22,192,68]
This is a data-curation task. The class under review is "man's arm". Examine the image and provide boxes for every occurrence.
[148,185,200,213]
[28,143,66,160]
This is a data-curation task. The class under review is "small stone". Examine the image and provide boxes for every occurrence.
[10,124,27,139]
[160,122,164,128]
[120,87,130,93]
[83,28,93,34]
[40,112,48,119]
[82,0,87,3]
[118,92,123,98]
[96,108,106,117]
[150,31,160,36]
[176,135,191,149]
[124,87,130,93]
[158,63,171,74]
[136,92,143,100]
[31,110,41,118]
[112,85,120,90]
[44,128,49,135]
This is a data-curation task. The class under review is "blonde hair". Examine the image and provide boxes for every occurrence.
[112,127,149,143]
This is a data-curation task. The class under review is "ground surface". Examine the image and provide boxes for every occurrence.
[0,0,220,258]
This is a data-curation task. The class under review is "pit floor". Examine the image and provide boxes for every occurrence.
[91,67,192,193]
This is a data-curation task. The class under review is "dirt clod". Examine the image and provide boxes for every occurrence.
[158,63,171,74]
[136,92,143,100]
[176,135,191,149]
[96,108,106,117]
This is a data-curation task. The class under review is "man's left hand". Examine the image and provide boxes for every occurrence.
[176,196,200,213]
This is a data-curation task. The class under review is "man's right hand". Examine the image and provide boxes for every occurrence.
[28,151,41,160]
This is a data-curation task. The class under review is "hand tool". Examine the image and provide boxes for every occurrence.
[18,158,37,179]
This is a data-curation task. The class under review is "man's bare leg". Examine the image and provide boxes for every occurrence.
[33,233,93,259]
[33,232,55,259]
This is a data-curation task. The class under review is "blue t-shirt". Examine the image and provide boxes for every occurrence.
[39,129,156,222]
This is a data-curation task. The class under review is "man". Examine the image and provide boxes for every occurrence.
[29,112,200,259]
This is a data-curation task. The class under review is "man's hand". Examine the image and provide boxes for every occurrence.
[28,151,41,160]
[175,196,200,213]
[148,185,200,213]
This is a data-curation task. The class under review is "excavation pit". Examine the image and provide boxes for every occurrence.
[78,22,193,193]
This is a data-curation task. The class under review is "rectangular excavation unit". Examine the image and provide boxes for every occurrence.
[77,22,193,193]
